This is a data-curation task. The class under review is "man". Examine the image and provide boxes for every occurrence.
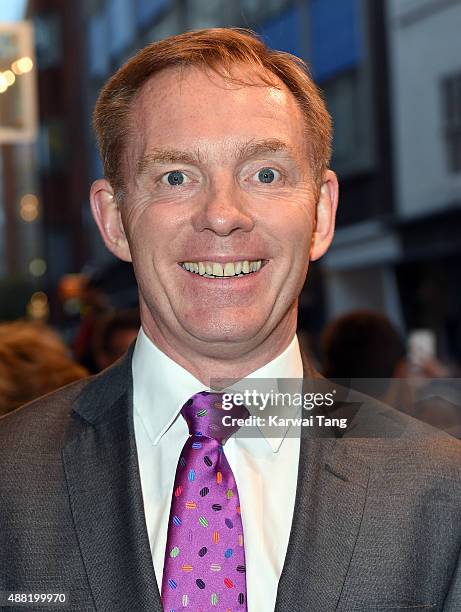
[1,28,461,612]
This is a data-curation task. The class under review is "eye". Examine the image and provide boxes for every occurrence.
[256,167,280,184]
[163,170,186,186]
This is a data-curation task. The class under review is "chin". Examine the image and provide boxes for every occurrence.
[182,316,265,345]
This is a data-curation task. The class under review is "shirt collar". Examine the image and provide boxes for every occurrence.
[132,327,304,452]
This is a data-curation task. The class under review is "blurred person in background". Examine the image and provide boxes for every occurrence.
[73,262,139,372]
[321,309,407,379]
[0,321,88,417]
[321,310,458,424]
[321,309,413,412]
[72,273,111,373]
[92,308,141,372]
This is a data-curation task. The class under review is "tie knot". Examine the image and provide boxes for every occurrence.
[181,391,248,443]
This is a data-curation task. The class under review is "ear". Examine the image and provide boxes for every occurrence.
[310,169,339,261]
[89,179,132,262]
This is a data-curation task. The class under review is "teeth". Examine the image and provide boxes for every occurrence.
[212,263,224,276]
[223,262,235,276]
[181,259,263,278]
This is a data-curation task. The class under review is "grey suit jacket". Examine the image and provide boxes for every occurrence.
[1,345,461,611]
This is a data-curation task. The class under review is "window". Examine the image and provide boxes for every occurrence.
[256,5,302,57]
[323,71,360,165]
[136,0,171,29]
[309,0,362,82]
[240,0,290,22]
[441,71,461,173]
[187,0,228,29]
[88,11,109,78]
[0,22,37,143]
[107,0,136,57]
[33,13,61,70]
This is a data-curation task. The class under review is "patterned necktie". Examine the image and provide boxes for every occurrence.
[161,391,249,611]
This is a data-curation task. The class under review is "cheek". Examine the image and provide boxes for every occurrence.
[270,207,314,287]
[123,203,169,259]
[268,203,314,255]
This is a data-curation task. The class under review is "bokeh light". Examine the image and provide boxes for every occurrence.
[19,193,40,222]
[3,69,15,86]
[12,56,33,75]
[27,291,49,320]
[0,73,8,93]
[29,258,47,277]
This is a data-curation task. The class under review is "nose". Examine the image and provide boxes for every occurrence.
[192,173,254,236]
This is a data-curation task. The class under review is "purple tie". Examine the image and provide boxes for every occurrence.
[161,391,248,611]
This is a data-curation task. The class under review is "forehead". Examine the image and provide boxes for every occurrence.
[128,64,306,160]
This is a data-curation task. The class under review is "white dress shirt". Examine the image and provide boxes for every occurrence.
[132,328,303,611]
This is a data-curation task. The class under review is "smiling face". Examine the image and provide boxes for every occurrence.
[91,64,338,369]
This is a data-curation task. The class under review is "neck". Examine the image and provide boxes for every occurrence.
[140,304,302,386]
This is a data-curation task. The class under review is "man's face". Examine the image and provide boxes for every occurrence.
[92,65,337,358]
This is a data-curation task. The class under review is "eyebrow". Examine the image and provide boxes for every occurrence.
[135,138,297,177]
[235,138,296,160]
[135,148,203,175]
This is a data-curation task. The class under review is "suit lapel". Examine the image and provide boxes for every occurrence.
[62,348,162,612]
[275,348,370,611]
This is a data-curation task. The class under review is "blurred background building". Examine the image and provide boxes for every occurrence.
[386,0,461,366]
[0,0,460,367]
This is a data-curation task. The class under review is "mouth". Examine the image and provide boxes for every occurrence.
[178,259,268,278]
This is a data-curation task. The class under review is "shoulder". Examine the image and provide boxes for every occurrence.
[0,377,94,452]
[343,396,461,484]
[0,346,134,454]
